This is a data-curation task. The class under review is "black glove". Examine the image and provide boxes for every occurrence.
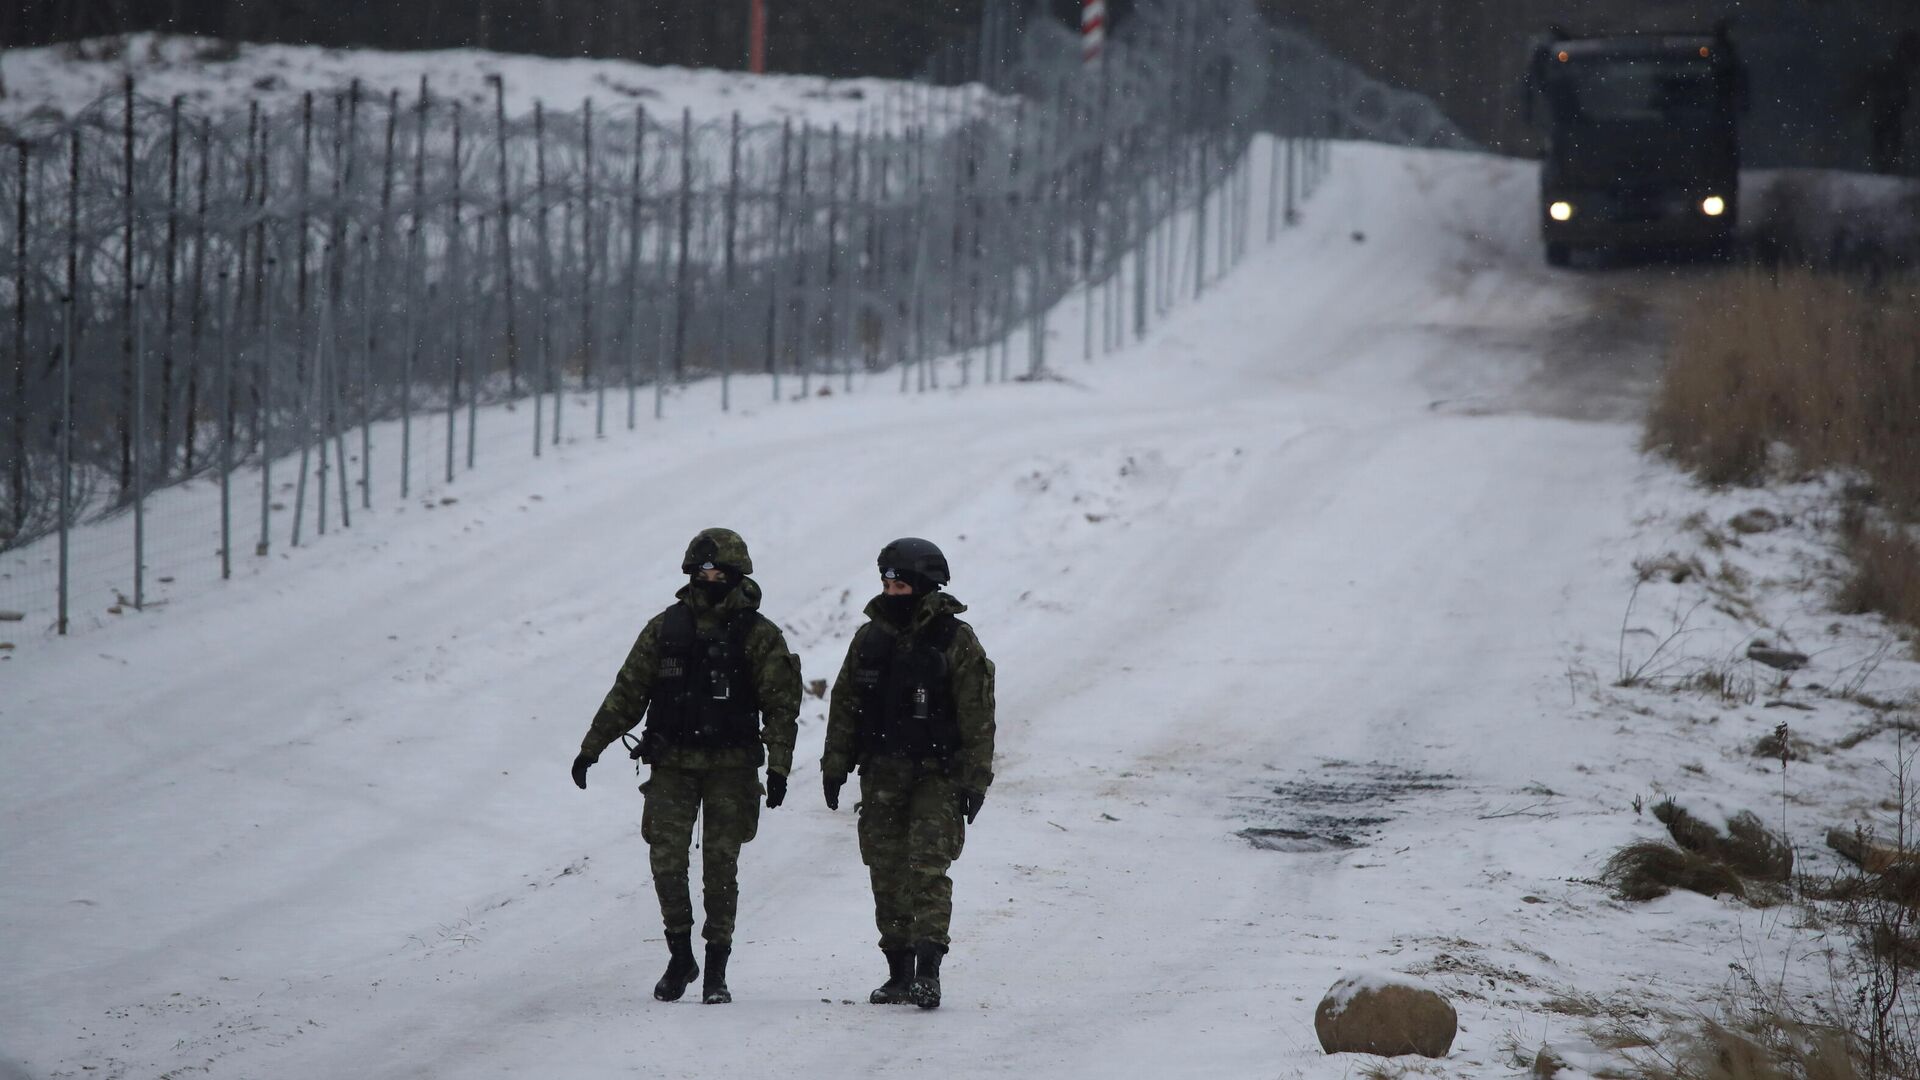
[823,774,846,811]
[766,770,788,808]
[571,751,597,790]
[957,788,985,824]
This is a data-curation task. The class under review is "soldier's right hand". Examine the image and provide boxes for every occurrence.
[571,751,597,790]
[823,774,845,811]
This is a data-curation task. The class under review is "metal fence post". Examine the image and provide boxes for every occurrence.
[218,265,233,580]
[583,98,603,435]
[653,135,671,421]
[552,102,571,450]
[450,100,465,479]
[492,77,519,397]
[295,91,315,438]
[674,108,693,385]
[333,90,357,524]
[911,127,929,393]
[183,118,210,479]
[846,126,864,394]
[257,252,276,559]
[59,130,77,636]
[532,100,551,455]
[161,97,181,487]
[767,119,791,400]
[1195,133,1210,298]
[244,104,267,463]
[823,123,842,397]
[120,77,135,496]
[133,282,146,609]
[1284,135,1296,226]
[9,140,25,541]
[367,92,397,506]
[1266,134,1279,243]
[794,124,813,399]
[626,105,647,428]
[292,268,316,548]
[315,265,329,537]
[403,80,428,487]
[722,110,741,413]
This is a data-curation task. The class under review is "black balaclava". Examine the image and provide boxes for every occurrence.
[877,567,936,626]
[690,562,739,605]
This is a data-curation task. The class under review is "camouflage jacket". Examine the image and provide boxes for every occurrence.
[579,577,802,774]
[821,591,996,793]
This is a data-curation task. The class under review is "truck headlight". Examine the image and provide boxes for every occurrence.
[1700,195,1726,217]
[1549,201,1575,222]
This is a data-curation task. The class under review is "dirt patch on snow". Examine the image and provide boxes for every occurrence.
[1236,760,1457,853]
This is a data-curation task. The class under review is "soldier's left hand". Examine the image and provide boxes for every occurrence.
[765,770,787,809]
[957,788,985,824]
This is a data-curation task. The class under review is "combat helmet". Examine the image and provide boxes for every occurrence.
[682,527,753,575]
[877,537,950,588]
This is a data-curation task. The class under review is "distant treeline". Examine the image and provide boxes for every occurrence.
[8,0,1916,166]
[3,1,1141,80]
[1261,0,1920,160]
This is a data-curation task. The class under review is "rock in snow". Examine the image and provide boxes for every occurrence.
[1314,973,1457,1059]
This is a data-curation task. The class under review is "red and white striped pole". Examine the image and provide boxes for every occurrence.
[1081,0,1107,65]
[749,0,768,74]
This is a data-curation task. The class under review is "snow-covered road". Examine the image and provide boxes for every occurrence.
[5,143,1786,1079]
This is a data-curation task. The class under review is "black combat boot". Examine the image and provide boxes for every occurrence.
[869,947,915,1005]
[701,943,732,1004]
[909,942,943,1010]
[652,931,699,1002]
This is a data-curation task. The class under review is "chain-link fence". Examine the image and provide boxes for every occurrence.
[1,0,1433,634]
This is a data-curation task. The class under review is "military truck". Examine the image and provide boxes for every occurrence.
[1527,27,1746,266]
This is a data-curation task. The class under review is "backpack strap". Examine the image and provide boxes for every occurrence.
[658,601,696,650]
[724,608,765,648]
[724,609,766,710]
[922,613,961,653]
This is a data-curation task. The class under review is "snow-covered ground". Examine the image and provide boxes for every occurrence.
[0,33,967,129]
[5,127,1918,1080]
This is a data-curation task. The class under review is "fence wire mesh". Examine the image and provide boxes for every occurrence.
[0,0,1449,633]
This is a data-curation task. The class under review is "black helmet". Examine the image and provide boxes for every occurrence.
[877,537,950,588]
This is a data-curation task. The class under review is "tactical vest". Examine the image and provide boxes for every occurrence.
[853,615,962,762]
[643,603,763,750]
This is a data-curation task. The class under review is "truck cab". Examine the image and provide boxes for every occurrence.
[1528,29,1746,266]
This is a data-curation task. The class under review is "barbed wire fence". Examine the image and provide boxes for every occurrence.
[0,0,1467,635]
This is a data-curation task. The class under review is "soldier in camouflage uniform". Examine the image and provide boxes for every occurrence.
[572,528,803,1005]
[821,537,996,1010]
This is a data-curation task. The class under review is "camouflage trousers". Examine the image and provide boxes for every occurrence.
[857,757,967,951]
[641,765,762,946]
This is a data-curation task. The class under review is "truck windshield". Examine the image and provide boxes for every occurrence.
[1554,58,1722,124]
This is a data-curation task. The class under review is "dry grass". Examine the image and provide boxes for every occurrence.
[1654,801,1795,883]
[1604,840,1747,902]
[1544,991,1608,1018]
[1648,270,1920,514]
[1630,1018,1859,1080]
[1837,514,1920,658]
[1681,661,1759,707]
